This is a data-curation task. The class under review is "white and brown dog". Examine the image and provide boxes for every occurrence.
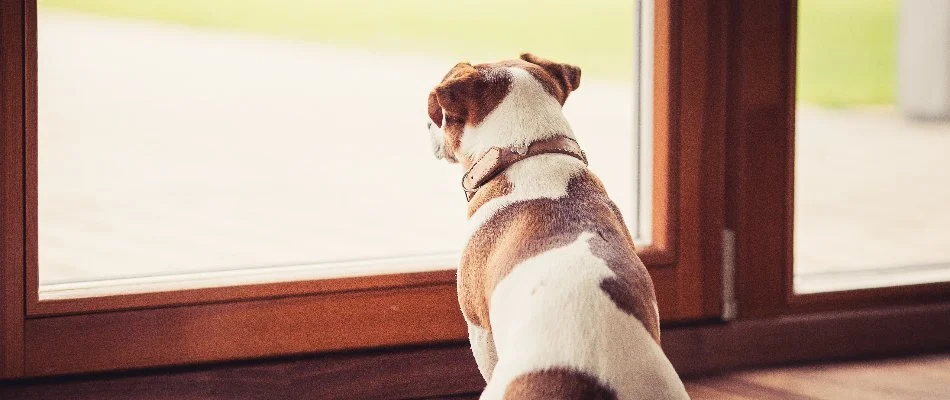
[426,54,690,399]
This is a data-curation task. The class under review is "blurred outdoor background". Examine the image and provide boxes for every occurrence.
[36,0,643,292]
[36,0,950,295]
[794,0,950,292]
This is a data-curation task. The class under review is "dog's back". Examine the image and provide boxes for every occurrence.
[468,167,689,400]
[425,54,689,399]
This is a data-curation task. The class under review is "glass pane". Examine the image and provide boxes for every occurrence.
[38,0,652,297]
[795,0,950,293]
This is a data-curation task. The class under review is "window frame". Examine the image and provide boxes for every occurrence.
[0,0,726,378]
[0,0,28,378]
[729,0,950,318]
[3,0,949,385]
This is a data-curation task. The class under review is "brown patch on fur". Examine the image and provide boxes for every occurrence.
[524,66,570,105]
[458,170,661,344]
[504,368,617,400]
[520,53,582,104]
[467,174,513,217]
[596,260,660,342]
[427,90,444,128]
[427,63,512,162]
[426,55,581,162]
[473,58,577,105]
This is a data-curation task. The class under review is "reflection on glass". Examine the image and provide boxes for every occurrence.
[795,0,950,293]
[38,0,650,295]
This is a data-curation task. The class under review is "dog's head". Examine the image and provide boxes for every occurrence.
[426,53,581,164]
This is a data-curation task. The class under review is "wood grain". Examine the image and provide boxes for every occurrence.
[672,0,726,319]
[664,302,950,376]
[0,0,26,379]
[686,378,806,400]
[10,352,950,399]
[8,351,949,400]
[19,298,950,382]
[729,0,797,318]
[649,0,726,320]
[24,0,38,312]
[4,344,484,400]
[686,353,950,399]
[24,283,467,376]
[651,0,675,261]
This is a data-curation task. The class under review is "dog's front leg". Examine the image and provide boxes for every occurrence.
[467,320,498,382]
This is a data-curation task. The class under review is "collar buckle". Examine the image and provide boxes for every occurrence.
[510,144,529,155]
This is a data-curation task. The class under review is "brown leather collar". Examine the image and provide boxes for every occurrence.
[461,135,587,201]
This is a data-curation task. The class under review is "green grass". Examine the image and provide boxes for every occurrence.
[797,0,897,106]
[41,0,898,106]
[37,0,635,81]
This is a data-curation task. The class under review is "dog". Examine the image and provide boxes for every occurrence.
[426,53,690,399]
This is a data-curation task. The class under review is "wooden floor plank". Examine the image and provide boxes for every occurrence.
[2,344,484,400]
[3,348,949,399]
[687,353,950,400]
[685,378,813,400]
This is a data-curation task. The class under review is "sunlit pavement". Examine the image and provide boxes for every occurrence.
[794,106,950,291]
[38,10,636,284]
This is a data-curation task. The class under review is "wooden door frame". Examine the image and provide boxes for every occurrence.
[729,0,950,318]
[1,0,726,378]
[0,0,27,379]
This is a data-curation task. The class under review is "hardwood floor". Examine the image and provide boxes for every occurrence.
[685,353,950,399]
[452,354,950,399]
[3,350,947,399]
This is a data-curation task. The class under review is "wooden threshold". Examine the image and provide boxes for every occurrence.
[4,302,950,399]
[664,301,950,376]
[3,343,484,400]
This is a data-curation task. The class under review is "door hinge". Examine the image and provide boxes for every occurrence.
[721,228,738,321]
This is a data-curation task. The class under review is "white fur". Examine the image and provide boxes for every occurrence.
[444,65,687,398]
[467,154,586,236]
[479,233,689,400]
[428,120,446,159]
[459,153,584,387]
[466,320,498,381]
[461,67,585,236]
[459,67,574,160]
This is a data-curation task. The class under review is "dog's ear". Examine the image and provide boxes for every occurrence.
[434,63,477,121]
[520,53,581,99]
[427,90,444,128]
[428,63,477,127]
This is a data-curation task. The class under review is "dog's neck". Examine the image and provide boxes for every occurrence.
[465,150,589,220]
[461,136,586,202]
[452,67,587,218]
